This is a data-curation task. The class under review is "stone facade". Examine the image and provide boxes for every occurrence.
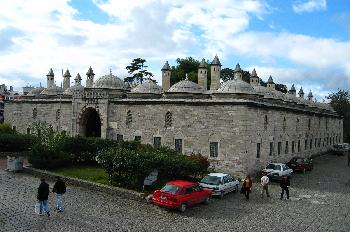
[3,57,342,177]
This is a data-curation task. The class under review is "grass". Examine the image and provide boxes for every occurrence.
[50,165,110,186]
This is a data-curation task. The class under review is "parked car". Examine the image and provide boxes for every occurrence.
[331,143,349,156]
[199,173,240,199]
[262,163,293,181]
[287,157,313,173]
[152,180,212,212]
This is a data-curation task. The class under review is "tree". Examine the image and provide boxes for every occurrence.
[170,57,200,85]
[125,58,154,86]
[327,90,350,142]
[275,84,288,93]
[220,68,234,82]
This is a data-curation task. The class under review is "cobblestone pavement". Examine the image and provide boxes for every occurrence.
[1,154,350,232]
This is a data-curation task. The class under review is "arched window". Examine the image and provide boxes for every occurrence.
[33,108,37,119]
[56,109,61,121]
[126,110,132,127]
[165,111,172,128]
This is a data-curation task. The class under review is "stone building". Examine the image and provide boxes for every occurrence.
[4,56,343,176]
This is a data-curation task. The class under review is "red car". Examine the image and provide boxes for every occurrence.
[152,180,212,212]
[287,157,313,173]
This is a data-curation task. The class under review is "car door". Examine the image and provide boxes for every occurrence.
[226,175,235,192]
[183,185,196,206]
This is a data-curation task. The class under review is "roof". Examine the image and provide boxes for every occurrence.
[63,69,71,77]
[167,79,204,93]
[166,180,196,187]
[131,81,162,94]
[46,68,54,77]
[251,68,257,77]
[207,173,228,177]
[199,58,208,68]
[86,66,95,76]
[290,84,296,91]
[211,55,221,66]
[217,79,256,94]
[298,87,304,94]
[267,75,274,84]
[233,63,242,73]
[161,61,170,71]
[93,72,126,89]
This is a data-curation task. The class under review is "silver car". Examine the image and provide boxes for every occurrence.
[199,173,240,199]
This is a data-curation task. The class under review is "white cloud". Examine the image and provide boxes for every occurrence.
[292,0,327,13]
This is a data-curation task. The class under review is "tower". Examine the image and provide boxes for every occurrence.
[250,68,259,86]
[161,61,171,92]
[46,68,54,88]
[63,69,71,90]
[210,55,221,90]
[198,58,208,90]
[75,73,82,86]
[233,63,243,80]
[288,84,296,96]
[86,66,95,88]
[298,87,304,98]
[307,90,313,101]
[267,75,275,90]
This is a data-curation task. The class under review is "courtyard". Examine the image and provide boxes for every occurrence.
[0,153,349,232]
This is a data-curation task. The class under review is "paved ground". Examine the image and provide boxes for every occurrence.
[1,154,350,232]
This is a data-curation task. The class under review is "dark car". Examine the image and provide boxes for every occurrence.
[287,157,313,173]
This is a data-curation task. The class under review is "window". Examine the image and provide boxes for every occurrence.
[33,108,37,119]
[210,142,219,157]
[134,136,141,142]
[285,141,289,154]
[26,128,30,134]
[308,118,311,130]
[319,118,321,127]
[292,141,295,153]
[12,126,16,132]
[175,139,183,153]
[283,117,286,131]
[315,138,317,148]
[298,140,301,152]
[269,142,273,156]
[326,119,328,130]
[278,142,281,155]
[165,111,172,128]
[264,115,268,129]
[310,139,312,150]
[318,138,321,147]
[56,109,61,121]
[126,110,132,127]
[305,139,308,150]
[116,134,123,141]
[153,137,161,147]
[256,143,261,158]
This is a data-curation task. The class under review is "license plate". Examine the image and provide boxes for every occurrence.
[291,164,296,166]
[160,196,167,200]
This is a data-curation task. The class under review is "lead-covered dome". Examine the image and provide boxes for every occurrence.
[168,79,204,93]
[27,87,45,96]
[93,73,125,89]
[40,86,63,95]
[63,85,84,95]
[217,79,256,94]
[131,81,162,94]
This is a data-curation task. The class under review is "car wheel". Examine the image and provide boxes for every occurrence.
[219,191,224,199]
[179,202,187,212]
[204,197,211,205]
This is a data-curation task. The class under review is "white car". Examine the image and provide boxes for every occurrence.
[199,173,240,199]
[262,163,293,181]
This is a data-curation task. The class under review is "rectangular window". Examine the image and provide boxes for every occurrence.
[285,141,289,154]
[298,140,301,152]
[256,143,261,158]
[269,142,273,156]
[292,141,295,153]
[153,137,161,147]
[175,139,183,153]
[278,142,281,155]
[305,139,308,150]
[26,128,30,134]
[318,138,321,147]
[134,136,141,142]
[310,139,312,150]
[210,142,219,157]
[315,138,317,148]
[116,134,123,141]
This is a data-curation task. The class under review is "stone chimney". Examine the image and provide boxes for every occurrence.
[210,55,221,90]
[198,58,208,90]
[161,61,171,92]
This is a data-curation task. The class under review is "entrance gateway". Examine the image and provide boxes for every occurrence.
[79,107,101,137]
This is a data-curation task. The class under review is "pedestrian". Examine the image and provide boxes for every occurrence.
[242,175,252,200]
[260,174,270,198]
[52,176,66,212]
[280,176,290,200]
[37,178,50,217]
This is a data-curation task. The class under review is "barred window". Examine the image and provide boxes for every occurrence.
[12,126,16,132]
[210,142,219,158]
[278,142,281,155]
[33,108,37,119]
[154,137,161,147]
[283,117,286,131]
[285,141,289,154]
[134,136,141,142]
[305,139,308,150]
[56,109,61,121]
[264,115,268,130]
[308,118,311,130]
[27,128,31,134]
[256,143,261,158]
[175,139,183,153]
[310,139,312,150]
[116,134,123,141]
[126,110,132,127]
[165,111,172,128]
[298,140,301,152]
[292,141,295,153]
[269,142,273,156]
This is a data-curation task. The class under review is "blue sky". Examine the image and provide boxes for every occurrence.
[0,0,349,100]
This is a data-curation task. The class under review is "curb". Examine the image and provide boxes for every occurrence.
[22,166,145,202]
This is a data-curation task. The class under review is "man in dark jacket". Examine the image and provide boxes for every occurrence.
[52,176,66,212]
[37,178,50,217]
[280,176,290,200]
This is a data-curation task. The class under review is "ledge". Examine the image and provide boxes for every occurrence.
[22,166,144,202]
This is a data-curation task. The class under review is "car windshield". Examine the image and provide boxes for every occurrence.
[266,164,275,169]
[296,158,303,163]
[161,184,179,194]
[201,175,221,185]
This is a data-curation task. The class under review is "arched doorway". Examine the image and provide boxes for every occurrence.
[80,108,101,137]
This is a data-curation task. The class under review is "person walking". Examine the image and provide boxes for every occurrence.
[242,175,252,200]
[52,176,66,212]
[37,178,50,217]
[280,176,290,200]
[260,174,270,198]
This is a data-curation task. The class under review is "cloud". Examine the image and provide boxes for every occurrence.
[292,0,327,13]
[0,27,24,52]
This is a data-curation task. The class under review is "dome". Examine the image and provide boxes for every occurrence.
[63,85,84,95]
[168,80,204,93]
[131,81,162,94]
[93,73,125,89]
[217,79,256,94]
[40,85,63,95]
[27,87,45,96]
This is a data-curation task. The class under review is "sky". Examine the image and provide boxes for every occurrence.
[0,0,349,100]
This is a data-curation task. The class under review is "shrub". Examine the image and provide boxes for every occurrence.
[0,123,15,134]
[29,143,72,169]
[0,133,33,152]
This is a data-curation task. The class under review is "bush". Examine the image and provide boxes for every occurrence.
[29,143,72,169]
[0,123,15,134]
[0,133,33,152]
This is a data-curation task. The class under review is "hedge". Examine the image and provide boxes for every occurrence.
[0,133,33,152]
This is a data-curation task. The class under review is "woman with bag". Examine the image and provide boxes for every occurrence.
[242,175,252,200]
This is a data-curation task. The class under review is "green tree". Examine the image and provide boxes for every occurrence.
[327,90,350,141]
[220,68,234,82]
[170,57,200,85]
[125,58,154,86]
[276,84,288,93]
